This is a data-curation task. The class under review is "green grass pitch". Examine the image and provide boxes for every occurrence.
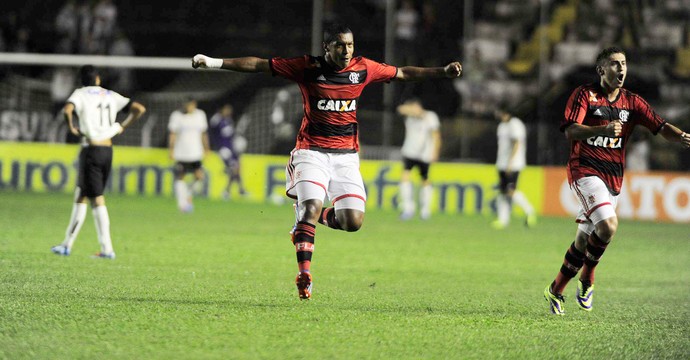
[0,191,688,359]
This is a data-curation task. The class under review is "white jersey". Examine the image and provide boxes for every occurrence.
[66,86,130,141]
[496,117,527,171]
[168,109,208,162]
[401,110,440,163]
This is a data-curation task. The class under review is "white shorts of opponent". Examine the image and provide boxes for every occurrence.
[571,176,618,235]
[286,149,367,212]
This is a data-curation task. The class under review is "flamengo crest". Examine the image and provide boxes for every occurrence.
[619,109,629,122]
[349,72,360,84]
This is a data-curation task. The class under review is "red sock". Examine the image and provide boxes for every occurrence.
[579,232,609,284]
[552,241,586,295]
[318,207,342,230]
[293,221,315,273]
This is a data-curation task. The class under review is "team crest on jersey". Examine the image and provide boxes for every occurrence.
[619,109,629,122]
[349,72,360,84]
[586,135,623,149]
[316,99,357,112]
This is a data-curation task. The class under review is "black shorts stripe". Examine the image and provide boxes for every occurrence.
[308,121,358,137]
[579,156,623,178]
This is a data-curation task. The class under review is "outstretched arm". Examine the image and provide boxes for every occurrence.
[395,61,462,81]
[658,123,690,148]
[192,54,271,74]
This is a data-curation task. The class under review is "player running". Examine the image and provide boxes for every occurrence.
[544,47,690,315]
[51,65,146,259]
[192,23,462,300]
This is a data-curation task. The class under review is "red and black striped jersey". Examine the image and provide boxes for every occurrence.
[270,55,398,153]
[561,83,666,194]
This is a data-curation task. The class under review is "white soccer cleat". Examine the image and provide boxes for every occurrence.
[51,245,70,256]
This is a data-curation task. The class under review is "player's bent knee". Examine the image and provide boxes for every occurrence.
[595,216,618,241]
[299,200,323,224]
[338,209,364,232]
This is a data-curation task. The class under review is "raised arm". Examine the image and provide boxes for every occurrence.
[192,54,271,74]
[658,123,690,148]
[395,61,462,81]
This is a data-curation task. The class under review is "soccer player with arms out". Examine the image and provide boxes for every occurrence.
[544,47,690,315]
[192,24,462,299]
[51,65,146,259]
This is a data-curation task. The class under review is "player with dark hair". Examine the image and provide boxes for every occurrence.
[51,65,146,259]
[544,46,690,315]
[192,23,462,300]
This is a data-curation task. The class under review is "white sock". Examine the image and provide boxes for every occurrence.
[400,181,415,214]
[92,206,113,254]
[63,203,87,249]
[174,180,189,209]
[419,184,433,218]
[497,194,511,225]
[191,179,204,195]
[512,190,534,216]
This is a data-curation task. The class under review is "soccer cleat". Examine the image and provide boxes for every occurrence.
[295,271,312,300]
[51,245,70,256]
[544,285,565,315]
[92,252,116,260]
[576,280,594,311]
[491,219,506,230]
[526,214,538,228]
[399,211,414,221]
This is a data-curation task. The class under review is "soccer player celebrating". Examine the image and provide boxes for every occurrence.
[544,47,690,315]
[192,23,462,299]
[51,65,146,259]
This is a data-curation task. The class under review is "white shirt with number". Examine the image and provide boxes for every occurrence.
[168,109,208,162]
[66,86,130,141]
[401,110,440,163]
[496,117,527,171]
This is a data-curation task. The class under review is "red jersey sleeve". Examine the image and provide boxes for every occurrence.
[362,57,398,84]
[560,86,588,132]
[631,94,666,135]
[270,56,308,82]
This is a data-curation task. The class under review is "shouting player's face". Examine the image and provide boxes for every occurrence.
[325,32,354,70]
[599,52,627,91]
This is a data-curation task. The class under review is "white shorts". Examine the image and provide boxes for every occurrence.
[286,149,366,211]
[571,176,618,234]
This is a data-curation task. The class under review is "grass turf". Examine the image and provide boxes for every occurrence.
[0,191,688,359]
